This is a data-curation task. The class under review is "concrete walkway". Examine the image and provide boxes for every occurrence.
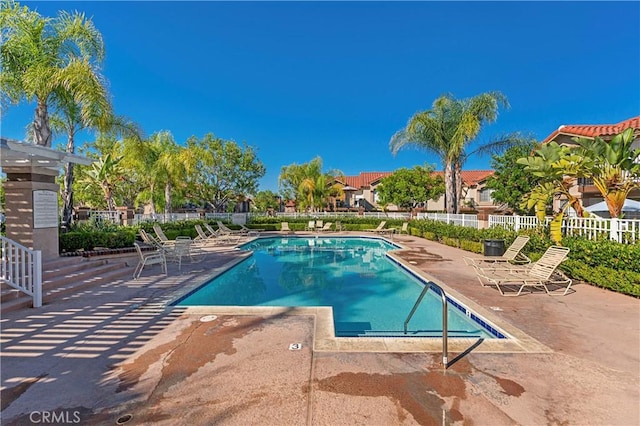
[1,234,638,425]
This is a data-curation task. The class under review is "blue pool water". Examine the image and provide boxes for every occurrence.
[176,237,503,338]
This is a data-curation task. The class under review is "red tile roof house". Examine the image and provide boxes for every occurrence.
[541,116,640,214]
[332,170,502,213]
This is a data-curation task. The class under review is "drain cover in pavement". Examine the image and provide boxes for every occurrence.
[200,315,218,322]
[289,343,302,350]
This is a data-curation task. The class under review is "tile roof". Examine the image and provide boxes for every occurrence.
[338,170,493,189]
[542,116,640,144]
[339,172,393,188]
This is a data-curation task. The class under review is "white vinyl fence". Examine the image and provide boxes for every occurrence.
[487,215,639,243]
[85,209,639,243]
[417,213,479,228]
[0,236,42,308]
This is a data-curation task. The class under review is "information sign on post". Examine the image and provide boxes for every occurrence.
[33,190,59,228]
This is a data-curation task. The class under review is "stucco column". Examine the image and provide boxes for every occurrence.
[4,166,60,260]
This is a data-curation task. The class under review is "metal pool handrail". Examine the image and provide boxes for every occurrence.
[403,281,448,368]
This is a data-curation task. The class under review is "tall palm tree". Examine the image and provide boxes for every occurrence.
[1,1,107,147]
[50,90,142,227]
[390,92,508,213]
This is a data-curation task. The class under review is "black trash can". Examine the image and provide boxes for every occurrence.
[483,239,505,256]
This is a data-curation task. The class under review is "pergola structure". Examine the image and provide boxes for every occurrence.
[1,138,93,259]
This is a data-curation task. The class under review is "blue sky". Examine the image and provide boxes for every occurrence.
[3,1,639,191]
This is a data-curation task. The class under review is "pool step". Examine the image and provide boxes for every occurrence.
[1,255,136,313]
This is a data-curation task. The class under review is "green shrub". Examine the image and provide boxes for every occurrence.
[560,260,640,296]
[460,240,483,253]
[562,237,640,273]
[60,229,135,252]
[442,237,460,248]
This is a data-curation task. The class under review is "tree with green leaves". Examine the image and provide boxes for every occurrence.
[185,134,266,212]
[278,157,344,212]
[485,138,542,214]
[79,152,124,212]
[123,131,196,214]
[376,165,445,211]
[517,142,587,243]
[0,1,108,147]
[390,92,509,214]
[252,190,281,212]
[573,128,640,218]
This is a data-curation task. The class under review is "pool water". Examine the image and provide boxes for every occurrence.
[176,237,499,338]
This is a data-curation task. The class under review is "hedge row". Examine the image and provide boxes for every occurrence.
[59,229,136,252]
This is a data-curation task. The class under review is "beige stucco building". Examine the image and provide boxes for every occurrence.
[333,170,501,213]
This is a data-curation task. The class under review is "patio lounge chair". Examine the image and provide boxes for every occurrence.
[217,221,246,236]
[133,242,167,279]
[319,222,333,232]
[305,221,315,231]
[473,246,572,296]
[364,221,387,233]
[194,224,223,246]
[240,224,264,235]
[392,222,409,235]
[204,223,240,244]
[152,225,175,247]
[280,222,294,234]
[463,235,531,266]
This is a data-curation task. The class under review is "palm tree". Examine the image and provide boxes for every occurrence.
[1,1,107,147]
[81,152,124,212]
[390,92,509,213]
[279,157,343,212]
[517,142,587,243]
[50,91,142,227]
[574,128,640,218]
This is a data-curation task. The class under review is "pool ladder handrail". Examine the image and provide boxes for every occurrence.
[403,281,448,368]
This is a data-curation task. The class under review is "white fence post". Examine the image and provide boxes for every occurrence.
[609,218,620,243]
[33,250,42,308]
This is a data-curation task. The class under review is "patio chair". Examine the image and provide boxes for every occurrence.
[152,225,174,246]
[473,246,572,296]
[280,222,295,234]
[216,221,243,235]
[315,220,324,230]
[194,224,223,246]
[173,237,194,270]
[133,242,167,279]
[305,220,315,231]
[240,224,265,235]
[364,221,387,233]
[463,235,531,267]
[319,222,333,232]
[205,223,241,244]
[392,222,409,235]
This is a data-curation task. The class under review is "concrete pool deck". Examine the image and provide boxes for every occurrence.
[1,233,639,425]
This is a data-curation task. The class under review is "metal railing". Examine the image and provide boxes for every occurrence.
[0,236,42,308]
[404,281,448,368]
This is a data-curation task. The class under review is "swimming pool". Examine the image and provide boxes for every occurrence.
[175,237,505,339]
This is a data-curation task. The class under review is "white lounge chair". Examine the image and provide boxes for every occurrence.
[319,222,333,232]
[464,235,531,266]
[281,222,294,234]
[364,221,387,233]
[472,246,572,296]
